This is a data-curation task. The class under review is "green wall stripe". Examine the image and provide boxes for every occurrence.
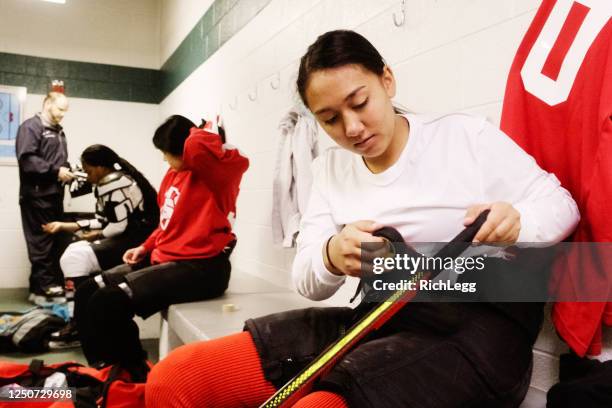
[0,0,270,104]
[159,0,271,100]
[0,52,161,103]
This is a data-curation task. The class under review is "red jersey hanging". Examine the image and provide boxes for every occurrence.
[501,0,612,356]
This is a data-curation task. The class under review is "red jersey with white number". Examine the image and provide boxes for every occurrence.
[142,127,249,263]
[501,0,612,356]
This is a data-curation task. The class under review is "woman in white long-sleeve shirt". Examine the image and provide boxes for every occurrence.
[145,30,579,408]
[293,112,578,300]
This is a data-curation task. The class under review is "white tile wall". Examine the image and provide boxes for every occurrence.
[0,0,164,329]
[0,0,160,68]
[158,0,546,294]
[393,43,464,113]
[0,94,161,289]
[458,11,536,109]
[515,0,543,14]
[160,0,215,64]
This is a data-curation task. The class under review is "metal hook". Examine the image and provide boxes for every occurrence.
[248,87,258,101]
[393,0,406,27]
[228,96,237,110]
[270,72,280,90]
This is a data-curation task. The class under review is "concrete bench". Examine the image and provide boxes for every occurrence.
[159,272,321,357]
[159,272,558,407]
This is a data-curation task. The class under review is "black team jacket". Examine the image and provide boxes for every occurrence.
[16,114,69,202]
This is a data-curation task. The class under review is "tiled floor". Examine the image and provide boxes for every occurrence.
[0,288,159,366]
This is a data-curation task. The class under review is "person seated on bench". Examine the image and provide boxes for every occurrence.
[43,145,158,289]
[72,115,249,380]
[43,145,159,348]
[144,30,580,408]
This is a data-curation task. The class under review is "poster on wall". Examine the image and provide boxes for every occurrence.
[0,85,27,166]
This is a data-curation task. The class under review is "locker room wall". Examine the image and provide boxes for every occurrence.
[157,0,542,302]
[2,0,608,381]
[157,0,595,390]
[0,0,160,68]
[0,0,163,288]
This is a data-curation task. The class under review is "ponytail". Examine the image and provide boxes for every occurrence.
[115,157,159,225]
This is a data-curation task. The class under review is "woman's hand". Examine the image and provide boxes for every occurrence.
[464,202,521,244]
[57,166,75,183]
[81,230,102,242]
[123,246,146,265]
[42,221,78,234]
[324,220,384,277]
[42,222,63,234]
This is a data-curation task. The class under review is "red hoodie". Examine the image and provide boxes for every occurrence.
[142,127,249,263]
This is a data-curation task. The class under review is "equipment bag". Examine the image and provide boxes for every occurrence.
[0,308,66,353]
[0,359,147,408]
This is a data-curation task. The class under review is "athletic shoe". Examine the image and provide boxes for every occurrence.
[43,285,65,297]
[28,286,67,306]
[28,294,66,306]
[47,339,81,350]
[50,321,78,342]
[28,292,44,304]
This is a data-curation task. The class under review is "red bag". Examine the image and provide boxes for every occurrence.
[0,359,147,408]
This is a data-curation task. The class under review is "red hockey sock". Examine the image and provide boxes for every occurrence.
[146,331,276,407]
[293,390,348,408]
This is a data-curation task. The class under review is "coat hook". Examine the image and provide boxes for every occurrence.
[270,72,280,90]
[248,87,258,101]
[393,0,406,27]
[229,96,237,110]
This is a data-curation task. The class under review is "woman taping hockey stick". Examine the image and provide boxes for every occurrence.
[260,210,490,407]
[146,30,579,407]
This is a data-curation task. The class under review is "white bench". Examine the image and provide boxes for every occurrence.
[159,272,558,407]
[158,272,320,357]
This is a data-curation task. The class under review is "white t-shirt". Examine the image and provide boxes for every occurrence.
[292,113,580,301]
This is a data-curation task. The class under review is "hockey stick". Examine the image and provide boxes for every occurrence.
[259,210,490,407]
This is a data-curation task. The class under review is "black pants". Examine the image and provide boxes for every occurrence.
[20,195,70,293]
[548,353,612,408]
[246,303,536,408]
[90,227,154,271]
[74,251,231,367]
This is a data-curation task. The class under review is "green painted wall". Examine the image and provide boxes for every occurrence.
[160,0,270,99]
[0,52,161,103]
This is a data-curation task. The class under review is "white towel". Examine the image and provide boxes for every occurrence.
[272,105,319,247]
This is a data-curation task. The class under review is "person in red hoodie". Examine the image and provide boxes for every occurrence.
[68,115,249,380]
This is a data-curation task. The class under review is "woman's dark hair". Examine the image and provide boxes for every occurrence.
[81,144,159,226]
[297,30,386,107]
[152,115,196,156]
